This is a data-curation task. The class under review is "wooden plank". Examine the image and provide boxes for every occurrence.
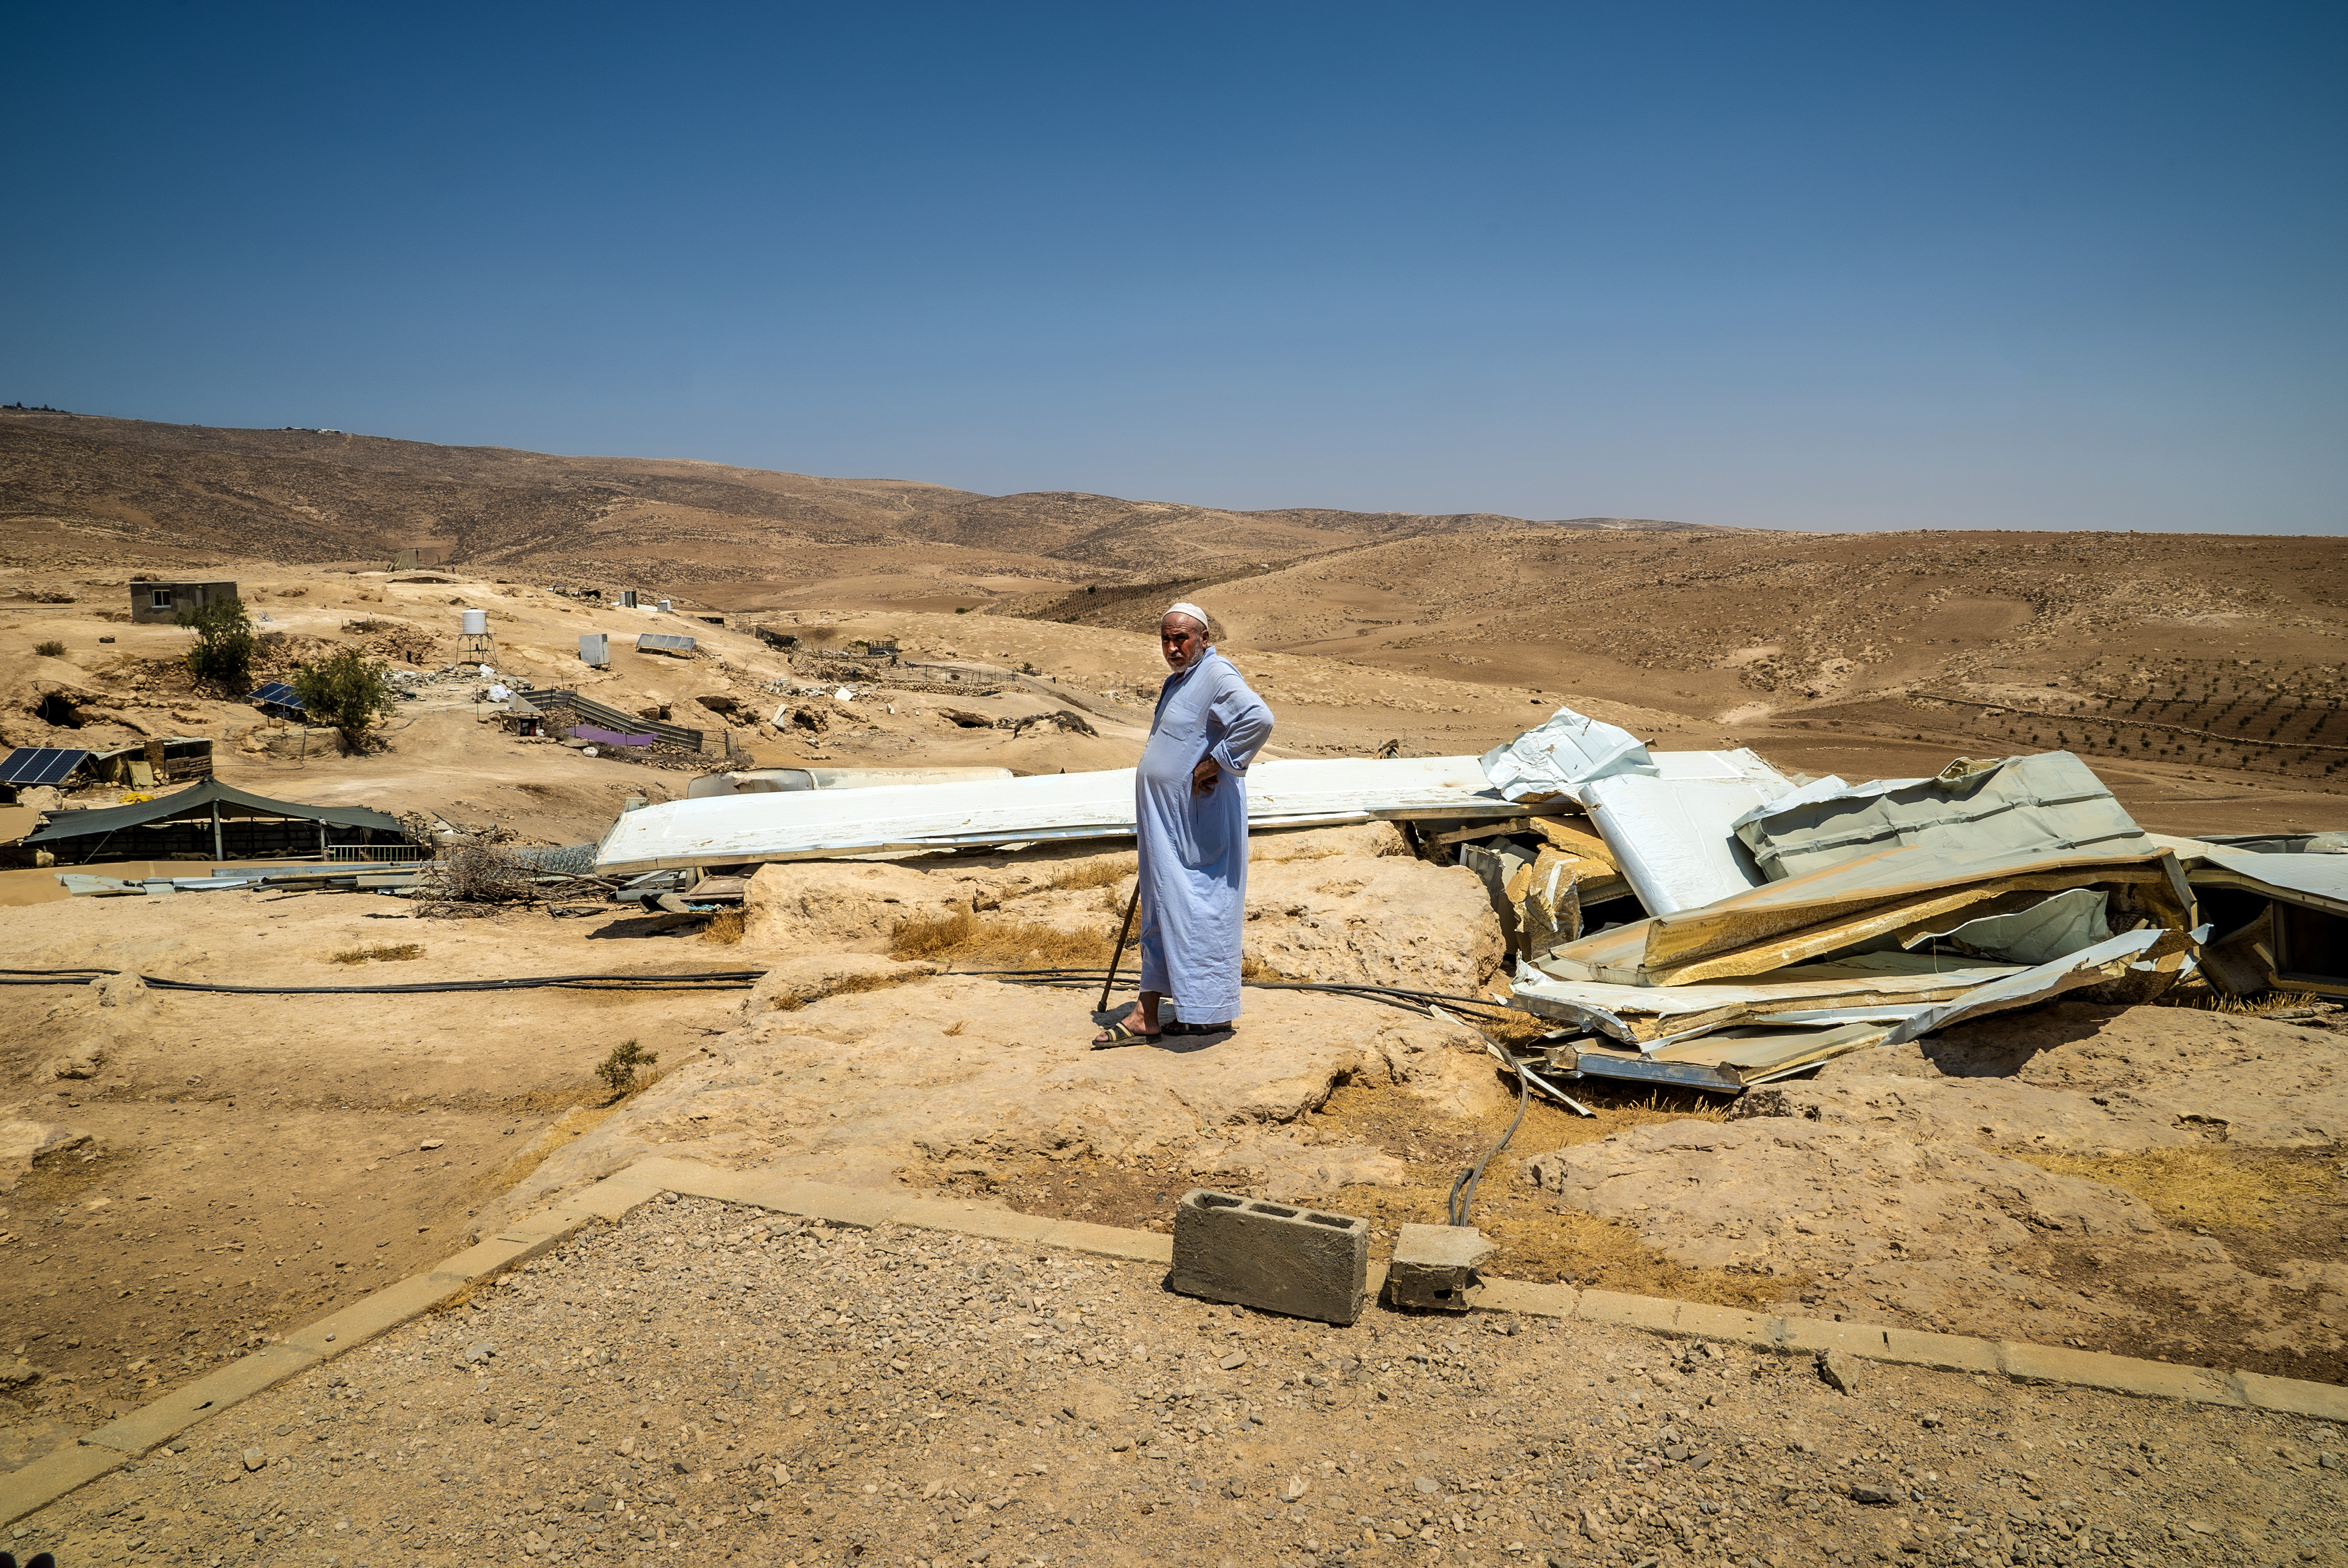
[1429,818,1533,847]
[1530,817,1619,869]
[1645,869,2167,987]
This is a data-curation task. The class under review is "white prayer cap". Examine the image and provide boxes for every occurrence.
[1163,602,1210,631]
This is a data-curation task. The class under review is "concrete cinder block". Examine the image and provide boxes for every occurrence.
[1168,1189,1369,1325]
[1383,1224,1494,1312]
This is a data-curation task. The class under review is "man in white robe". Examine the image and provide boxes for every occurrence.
[1094,604,1274,1044]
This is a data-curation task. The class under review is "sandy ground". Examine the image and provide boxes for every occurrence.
[13,1193,2346,1568]
[3,543,2345,1512]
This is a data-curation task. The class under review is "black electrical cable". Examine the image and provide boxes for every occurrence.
[1447,1052,1530,1227]
[970,967,1529,1020]
[139,970,762,996]
[0,967,119,986]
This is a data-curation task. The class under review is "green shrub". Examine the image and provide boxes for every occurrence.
[34,639,65,658]
[290,647,399,752]
[176,597,256,688]
[595,1039,658,1095]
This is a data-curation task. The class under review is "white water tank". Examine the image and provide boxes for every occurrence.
[460,608,488,635]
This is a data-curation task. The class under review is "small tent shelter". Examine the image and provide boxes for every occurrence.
[20,778,406,865]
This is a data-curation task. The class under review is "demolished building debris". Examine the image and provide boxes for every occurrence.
[2159,833,2348,998]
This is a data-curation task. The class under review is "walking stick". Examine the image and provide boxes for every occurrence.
[1099,882,1141,1012]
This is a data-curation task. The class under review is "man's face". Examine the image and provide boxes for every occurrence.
[1160,616,1206,671]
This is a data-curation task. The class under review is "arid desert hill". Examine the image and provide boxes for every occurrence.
[4,405,2345,833]
[0,409,1683,601]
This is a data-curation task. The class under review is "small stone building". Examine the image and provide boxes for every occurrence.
[128,578,239,625]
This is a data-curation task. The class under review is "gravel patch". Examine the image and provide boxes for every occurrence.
[17,1194,2346,1567]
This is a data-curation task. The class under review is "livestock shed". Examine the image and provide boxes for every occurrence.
[20,778,406,865]
[128,578,239,625]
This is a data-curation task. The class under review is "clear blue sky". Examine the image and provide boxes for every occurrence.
[6,3,2342,532]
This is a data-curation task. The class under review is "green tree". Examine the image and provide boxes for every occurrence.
[291,647,400,753]
[176,597,256,688]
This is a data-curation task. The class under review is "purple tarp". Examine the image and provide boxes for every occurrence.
[572,724,656,747]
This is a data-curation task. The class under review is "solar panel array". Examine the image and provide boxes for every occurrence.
[250,682,305,709]
[0,747,90,786]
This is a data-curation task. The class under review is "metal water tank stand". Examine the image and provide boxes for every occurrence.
[456,631,497,661]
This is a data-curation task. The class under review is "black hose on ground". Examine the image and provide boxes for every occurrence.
[0,967,120,986]
[1447,1048,1529,1227]
[139,971,761,996]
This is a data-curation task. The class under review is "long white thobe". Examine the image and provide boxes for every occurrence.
[1135,647,1275,1024]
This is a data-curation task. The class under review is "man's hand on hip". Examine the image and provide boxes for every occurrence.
[1191,756,1222,797]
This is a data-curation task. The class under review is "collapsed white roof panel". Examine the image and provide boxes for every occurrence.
[597,755,1535,873]
[1578,749,1799,916]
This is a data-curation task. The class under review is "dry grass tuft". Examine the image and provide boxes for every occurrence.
[2156,983,2329,1015]
[2009,1145,2335,1229]
[329,942,423,964]
[1034,856,1135,894]
[890,909,1115,969]
[700,910,746,945]
[765,969,933,1012]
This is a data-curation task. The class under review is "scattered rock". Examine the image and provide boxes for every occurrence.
[241,1447,265,1472]
[1817,1349,1862,1395]
[45,1048,103,1081]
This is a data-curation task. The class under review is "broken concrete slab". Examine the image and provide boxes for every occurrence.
[1383,1223,1495,1312]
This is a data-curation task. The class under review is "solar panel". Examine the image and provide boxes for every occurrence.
[250,682,305,709]
[0,747,90,786]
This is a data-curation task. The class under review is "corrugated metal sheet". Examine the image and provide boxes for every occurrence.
[636,633,698,655]
[1511,953,2025,1043]
[1882,927,2166,1044]
[1731,751,2151,881]
[1542,839,2187,986]
[595,755,1545,874]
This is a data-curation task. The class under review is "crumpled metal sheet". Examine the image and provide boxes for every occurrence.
[1901,886,2113,966]
[1510,952,2025,1044]
[1478,706,1652,801]
[1881,926,2167,1044]
[1729,751,2152,883]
